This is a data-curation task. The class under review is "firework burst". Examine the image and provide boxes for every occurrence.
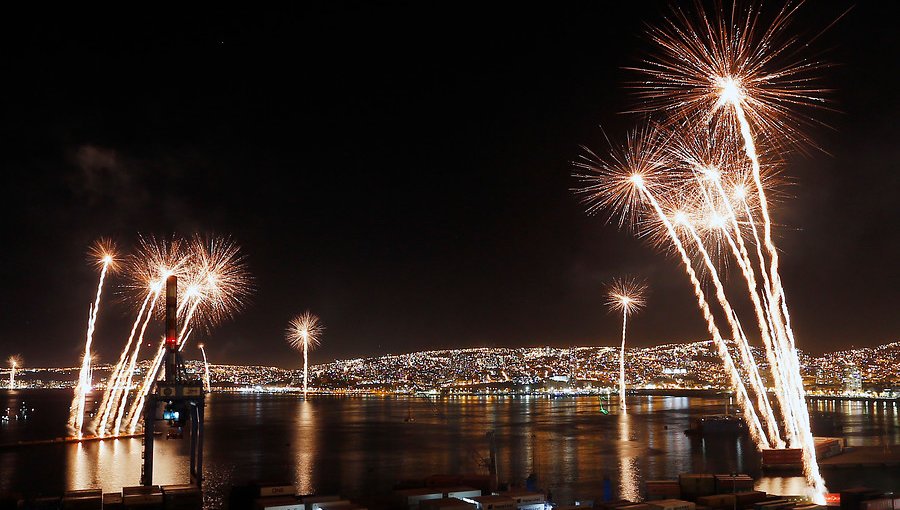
[8,355,21,390]
[287,311,324,396]
[68,240,117,438]
[626,0,832,150]
[576,0,836,498]
[605,277,647,413]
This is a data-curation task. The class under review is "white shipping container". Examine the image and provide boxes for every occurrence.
[302,495,343,510]
[420,497,478,510]
[467,496,517,510]
[395,488,443,507]
[445,488,482,499]
[501,491,545,506]
[261,504,303,510]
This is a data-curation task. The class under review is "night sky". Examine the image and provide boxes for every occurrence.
[1,2,896,369]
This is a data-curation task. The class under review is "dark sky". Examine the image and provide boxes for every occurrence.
[0,2,896,369]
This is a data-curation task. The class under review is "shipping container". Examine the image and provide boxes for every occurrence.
[420,498,478,510]
[646,499,697,510]
[697,495,736,509]
[467,496,517,510]
[498,490,544,506]
[440,487,482,500]
[647,481,681,500]
[617,504,652,510]
[714,475,754,494]
[859,499,900,510]
[314,501,354,510]
[302,495,344,510]
[395,488,444,509]
[61,495,102,510]
[254,496,304,510]
[733,492,768,508]
[259,485,296,498]
[840,488,883,510]
[753,499,794,510]
[679,475,717,499]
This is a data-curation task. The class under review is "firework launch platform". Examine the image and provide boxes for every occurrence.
[0,431,160,450]
[761,437,845,472]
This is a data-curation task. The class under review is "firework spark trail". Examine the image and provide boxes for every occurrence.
[178,298,202,353]
[112,290,162,436]
[737,199,802,446]
[692,175,784,447]
[605,278,646,414]
[731,100,807,441]
[92,291,153,435]
[620,309,628,411]
[684,206,784,447]
[731,101,825,498]
[8,356,20,389]
[287,312,324,396]
[681,218,781,446]
[640,183,769,449]
[104,289,160,435]
[715,218,786,447]
[199,344,211,393]
[125,340,166,434]
[68,253,113,437]
[127,300,200,435]
[125,290,202,434]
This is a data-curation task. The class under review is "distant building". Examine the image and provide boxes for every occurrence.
[844,365,862,394]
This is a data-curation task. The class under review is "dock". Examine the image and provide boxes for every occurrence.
[0,431,160,450]
[818,446,900,469]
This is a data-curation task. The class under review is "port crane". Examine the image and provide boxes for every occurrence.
[141,275,206,487]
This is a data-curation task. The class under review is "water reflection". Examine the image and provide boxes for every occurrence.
[65,436,179,492]
[294,398,316,494]
[618,409,639,501]
[2,390,900,504]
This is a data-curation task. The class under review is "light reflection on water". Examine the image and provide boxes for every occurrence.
[1,390,899,507]
[618,411,639,501]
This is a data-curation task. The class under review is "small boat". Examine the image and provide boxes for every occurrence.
[684,414,747,436]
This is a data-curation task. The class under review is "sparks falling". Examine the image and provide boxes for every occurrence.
[8,355,21,390]
[287,311,324,396]
[76,234,251,437]
[199,343,211,393]
[605,277,647,413]
[68,240,117,438]
[575,1,835,497]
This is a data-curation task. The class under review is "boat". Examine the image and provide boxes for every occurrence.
[684,414,747,436]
